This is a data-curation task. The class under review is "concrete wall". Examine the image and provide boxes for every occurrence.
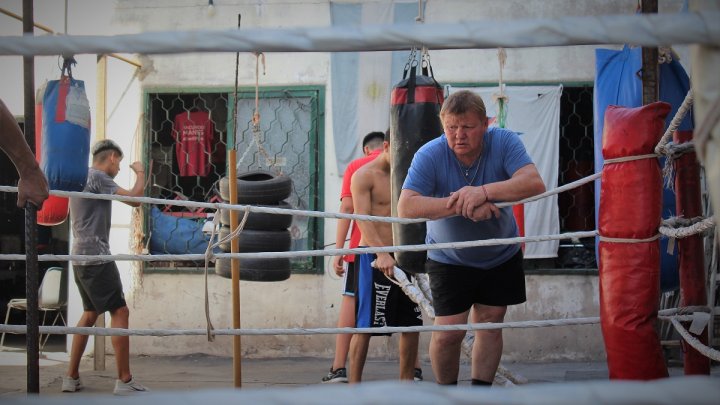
[1,0,688,362]
[129,272,602,362]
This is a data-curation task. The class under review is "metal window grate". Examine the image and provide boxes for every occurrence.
[142,89,323,272]
[528,85,596,270]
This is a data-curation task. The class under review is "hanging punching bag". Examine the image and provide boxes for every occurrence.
[34,82,69,226]
[41,60,90,192]
[390,56,444,273]
[598,102,670,380]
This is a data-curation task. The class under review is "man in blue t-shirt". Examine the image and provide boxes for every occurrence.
[398,90,545,386]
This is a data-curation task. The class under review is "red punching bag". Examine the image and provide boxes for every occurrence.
[34,83,69,226]
[598,102,671,380]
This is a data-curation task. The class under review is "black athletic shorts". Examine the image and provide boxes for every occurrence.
[341,259,356,296]
[355,252,423,335]
[426,249,525,316]
[73,261,127,313]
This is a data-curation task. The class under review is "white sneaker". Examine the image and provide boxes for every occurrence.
[61,376,83,392]
[113,377,149,396]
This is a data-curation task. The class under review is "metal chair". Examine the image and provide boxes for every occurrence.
[1,267,67,350]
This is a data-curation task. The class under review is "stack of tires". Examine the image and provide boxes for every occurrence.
[215,170,294,282]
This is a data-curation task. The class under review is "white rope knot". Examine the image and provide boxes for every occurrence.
[660,141,696,190]
[659,216,716,240]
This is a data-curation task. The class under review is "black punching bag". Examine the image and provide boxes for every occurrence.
[389,60,444,273]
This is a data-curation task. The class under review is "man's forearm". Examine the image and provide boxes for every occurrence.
[398,194,454,220]
[0,102,39,178]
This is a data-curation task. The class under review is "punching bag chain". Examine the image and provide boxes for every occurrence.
[61,55,76,78]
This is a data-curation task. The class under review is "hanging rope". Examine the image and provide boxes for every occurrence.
[493,47,508,128]
[250,52,281,175]
[252,52,265,132]
[202,206,251,341]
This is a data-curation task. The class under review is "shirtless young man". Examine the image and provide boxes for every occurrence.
[348,131,422,383]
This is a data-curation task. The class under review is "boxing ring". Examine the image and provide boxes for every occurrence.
[1,7,719,403]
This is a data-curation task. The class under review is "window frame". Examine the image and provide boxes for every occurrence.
[140,85,325,275]
[448,81,597,274]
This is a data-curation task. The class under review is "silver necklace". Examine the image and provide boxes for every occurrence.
[454,154,481,185]
[452,140,484,185]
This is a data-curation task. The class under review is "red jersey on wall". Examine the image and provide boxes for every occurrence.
[173,111,214,177]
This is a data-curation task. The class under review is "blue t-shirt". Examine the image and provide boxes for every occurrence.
[402,127,533,268]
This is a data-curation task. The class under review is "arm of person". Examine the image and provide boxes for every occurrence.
[350,170,394,277]
[448,163,546,219]
[397,188,456,220]
[333,195,353,276]
[0,99,49,208]
[114,161,145,207]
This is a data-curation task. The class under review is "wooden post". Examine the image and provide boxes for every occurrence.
[641,0,659,105]
[93,54,107,372]
[230,13,243,388]
[229,150,241,388]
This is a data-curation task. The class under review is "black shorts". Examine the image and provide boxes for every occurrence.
[355,252,422,335]
[73,262,126,313]
[426,250,525,316]
[341,260,356,296]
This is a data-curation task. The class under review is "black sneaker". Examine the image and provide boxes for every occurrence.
[414,368,423,382]
[321,367,348,383]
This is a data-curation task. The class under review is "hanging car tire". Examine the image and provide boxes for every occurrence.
[215,257,291,282]
[217,227,291,253]
[218,200,293,231]
[218,170,292,204]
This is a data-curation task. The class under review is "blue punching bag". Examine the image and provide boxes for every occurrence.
[35,83,70,226]
[41,68,90,192]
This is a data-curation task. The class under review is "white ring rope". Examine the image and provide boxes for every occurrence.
[0,12,718,57]
[660,216,716,239]
[0,231,599,262]
[662,141,696,160]
[655,90,694,156]
[0,170,601,221]
[602,153,661,164]
[0,185,427,225]
[670,318,720,362]
[0,310,703,337]
[0,320,600,337]
[495,172,600,208]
